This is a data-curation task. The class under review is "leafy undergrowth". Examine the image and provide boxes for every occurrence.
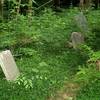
[0,47,84,100]
[0,8,100,100]
[77,79,100,100]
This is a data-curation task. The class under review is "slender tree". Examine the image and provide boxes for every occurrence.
[16,0,21,15]
[95,0,100,8]
[28,0,33,16]
[0,0,4,20]
[79,0,84,9]
[79,0,92,10]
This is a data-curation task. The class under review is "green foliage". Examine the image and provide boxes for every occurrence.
[77,79,100,100]
[89,51,100,62]
[0,8,100,100]
[86,10,100,50]
[74,65,100,84]
[15,74,33,89]
[15,47,38,57]
[74,45,100,99]
[0,8,80,50]
[79,45,94,58]
[74,45,100,83]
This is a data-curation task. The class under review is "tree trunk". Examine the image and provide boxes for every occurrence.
[16,0,21,15]
[79,0,84,9]
[28,0,33,16]
[94,0,100,8]
[85,0,92,8]
[80,0,92,10]
[0,0,4,20]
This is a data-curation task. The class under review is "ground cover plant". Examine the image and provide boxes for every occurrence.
[0,7,100,100]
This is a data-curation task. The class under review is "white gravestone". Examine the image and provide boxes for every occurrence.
[0,50,20,81]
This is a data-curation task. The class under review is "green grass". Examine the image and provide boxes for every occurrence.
[0,49,83,100]
[77,79,100,100]
[0,8,100,100]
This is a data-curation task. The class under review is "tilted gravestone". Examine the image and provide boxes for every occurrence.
[71,32,84,49]
[74,12,88,34]
[0,50,20,81]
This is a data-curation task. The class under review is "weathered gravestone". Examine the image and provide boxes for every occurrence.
[71,32,84,49]
[0,50,20,81]
[74,12,88,34]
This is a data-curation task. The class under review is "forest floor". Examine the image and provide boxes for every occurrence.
[49,82,80,100]
[0,8,100,100]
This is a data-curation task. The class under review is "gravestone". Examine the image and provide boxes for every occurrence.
[71,32,84,49]
[74,12,88,34]
[0,50,20,81]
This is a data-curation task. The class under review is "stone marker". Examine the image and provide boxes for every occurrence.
[0,50,20,81]
[71,32,84,49]
[74,12,88,34]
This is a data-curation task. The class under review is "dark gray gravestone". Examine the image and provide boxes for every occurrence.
[0,50,20,81]
[74,12,88,34]
[71,32,84,49]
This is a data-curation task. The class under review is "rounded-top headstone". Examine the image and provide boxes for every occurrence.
[71,32,84,49]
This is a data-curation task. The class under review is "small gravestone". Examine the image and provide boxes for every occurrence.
[74,12,88,34]
[0,50,20,81]
[71,32,84,49]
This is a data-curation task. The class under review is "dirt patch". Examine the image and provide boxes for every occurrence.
[49,82,80,100]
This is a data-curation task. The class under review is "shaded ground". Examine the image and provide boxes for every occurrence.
[49,82,80,100]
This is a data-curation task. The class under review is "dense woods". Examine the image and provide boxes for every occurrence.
[0,0,100,100]
[0,0,100,17]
